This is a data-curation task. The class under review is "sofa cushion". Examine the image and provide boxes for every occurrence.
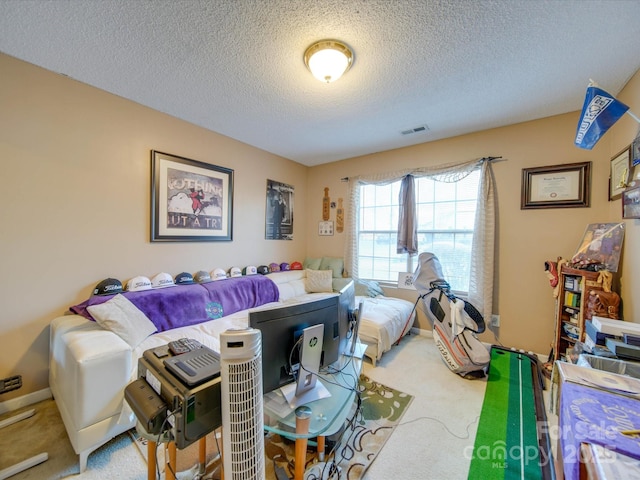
[265,270,307,301]
[303,257,322,270]
[354,279,385,297]
[87,294,157,348]
[306,269,333,293]
[319,256,344,278]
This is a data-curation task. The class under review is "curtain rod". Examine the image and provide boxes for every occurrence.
[340,156,504,182]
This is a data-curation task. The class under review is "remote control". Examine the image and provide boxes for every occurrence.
[168,338,203,356]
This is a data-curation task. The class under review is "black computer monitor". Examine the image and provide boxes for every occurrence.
[249,281,354,394]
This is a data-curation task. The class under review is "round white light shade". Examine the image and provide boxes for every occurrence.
[304,40,354,83]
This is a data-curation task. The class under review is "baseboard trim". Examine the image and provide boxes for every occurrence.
[0,388,52,415]
[410,327,433,338]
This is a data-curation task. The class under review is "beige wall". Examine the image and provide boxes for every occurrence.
[308,69,640,355]
[0,53,309,400]
[2,50,639,400]
[610,71,640,320]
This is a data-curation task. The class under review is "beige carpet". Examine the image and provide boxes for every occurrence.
[0,333,532,479]
[0,396,76,480]
[0,398,222,480]
[0,399,147,480]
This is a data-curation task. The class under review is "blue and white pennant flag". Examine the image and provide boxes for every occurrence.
[575,82,629,150]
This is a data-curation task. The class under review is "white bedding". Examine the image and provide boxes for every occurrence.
[356,295,416,364]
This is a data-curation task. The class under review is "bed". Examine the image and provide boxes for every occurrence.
[356,293,416,366]
[301,257,417,366]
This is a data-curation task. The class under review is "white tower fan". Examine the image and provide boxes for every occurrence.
[220,328,265,480]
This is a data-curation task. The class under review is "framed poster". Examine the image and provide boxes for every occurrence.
[266,179,294,240]
[609,146,631,200]
[521,162,591,209]
[151,151,233,242]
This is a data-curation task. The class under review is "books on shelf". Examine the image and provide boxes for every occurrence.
[564,291,581,308]
[564,276,581,291]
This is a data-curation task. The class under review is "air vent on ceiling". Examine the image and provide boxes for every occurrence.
[400,124,430,136]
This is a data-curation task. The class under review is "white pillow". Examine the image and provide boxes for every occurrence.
[306,269,333,293]
[87,294,157,348]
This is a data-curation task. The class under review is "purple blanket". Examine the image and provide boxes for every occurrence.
[71,275,279,332]
[560,381,640,480]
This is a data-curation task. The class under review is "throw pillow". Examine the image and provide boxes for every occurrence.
[354,279,385,297]
[319,256,344,278]
[306,269,333,293]
[303,257,322,270]
[87,294,157,348]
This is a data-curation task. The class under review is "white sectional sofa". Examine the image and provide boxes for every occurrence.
[49,269,414,472]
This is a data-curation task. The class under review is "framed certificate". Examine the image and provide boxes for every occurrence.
[609,146,631,200]
[521,162,591,209]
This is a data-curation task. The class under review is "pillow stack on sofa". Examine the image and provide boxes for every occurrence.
[303,256,344,278]
[303,256,347,294]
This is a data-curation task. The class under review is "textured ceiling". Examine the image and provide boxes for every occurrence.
[2,0,640,166]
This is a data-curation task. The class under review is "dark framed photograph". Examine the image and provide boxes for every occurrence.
[622,184,640,219]
[609,146,631,201]
[151,151,233,242]
[632,131,640,167]
[521,162,591,209]
[265,179,294,240]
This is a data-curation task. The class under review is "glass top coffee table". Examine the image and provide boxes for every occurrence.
[263,352,363,479]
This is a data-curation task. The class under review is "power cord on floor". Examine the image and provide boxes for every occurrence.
[397,414,480,440]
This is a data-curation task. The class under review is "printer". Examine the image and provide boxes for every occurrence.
[125,343,222,450]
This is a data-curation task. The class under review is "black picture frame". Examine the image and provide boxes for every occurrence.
[151,150,233,242]
[521,162,591,209]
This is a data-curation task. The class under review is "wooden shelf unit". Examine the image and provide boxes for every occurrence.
[553,266,606,362]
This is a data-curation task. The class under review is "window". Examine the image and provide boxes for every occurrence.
[357,169,480,292]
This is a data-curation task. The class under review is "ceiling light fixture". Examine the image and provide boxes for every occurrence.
[304,40,354,83]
